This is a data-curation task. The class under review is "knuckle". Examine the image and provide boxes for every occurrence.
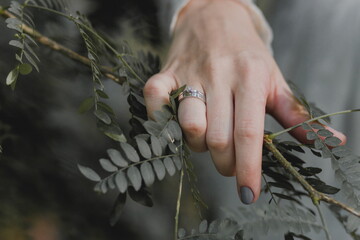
[235,51,269,78]
[234,121,261,142]
[181,120,206,137]
[207,133,231,152]
[216,165,235,177]
[143,74,168,98]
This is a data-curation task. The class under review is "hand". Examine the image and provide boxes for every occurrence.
[144,0,345,204]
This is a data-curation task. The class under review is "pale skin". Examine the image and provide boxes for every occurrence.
[143,0,346,204]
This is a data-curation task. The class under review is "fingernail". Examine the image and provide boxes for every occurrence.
[240,187,254,205]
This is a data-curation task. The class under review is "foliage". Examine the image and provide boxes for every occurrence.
[1,1,360,239]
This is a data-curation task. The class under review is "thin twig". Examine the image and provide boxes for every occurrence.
[0,6,126,84]
[269,109,360,139]
[175,168,185,240]
[316,205,331,240]
[263,135,360,218]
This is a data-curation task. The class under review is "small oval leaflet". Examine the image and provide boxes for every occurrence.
[317,129,333,138]
[100,180,108,194]
[167,120,182,141]
[140,162,155,187]
[199,220,208,234]
[115,171,128,193]
[152,159,166,181]
[107,148,128,167]
[310,123,325,130]
[324,137,342,147]
[178,228,186,238]
[151,136,163,157]
[306,131,317,140]
[99,158,118,172]
[19,63,33,75]
[107,175,116,190]
[127,166,142,191]
[331,146,351,158]
[164,157,176,176]
[78,97,95,114]
[109,194,127,226]
[94,109,111,124]
[172,156,182,170]
[136,137,152,159]
[120,142,140,162]
[6,67,19,86]
[78,164,101,182]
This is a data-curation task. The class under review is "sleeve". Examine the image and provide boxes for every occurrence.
[155,0,273,51]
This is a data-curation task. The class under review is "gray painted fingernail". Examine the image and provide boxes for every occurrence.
[240,187,254,205]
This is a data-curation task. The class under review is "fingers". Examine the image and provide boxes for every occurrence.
[178,86,207,152]
[233,72,268,204]
[206,86,235,176]
[143,73,177,119]
[270,81,347,144]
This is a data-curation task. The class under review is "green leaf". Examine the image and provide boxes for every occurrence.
[109,193,126,226]
[9,39,24,49]
[77,164,101,182]
[78,97,95,113]
[107,175,116,189]
[101,124,127,142]
[136,137,152,159]
[100,180,108,194]
[99,158,118,172]
[167,120,182,141]
[324,137,342,147]
[310,123,325,130]
[96,89,109,99]
[6,67,19,87]
[298,167,322,176]
[140,162,155,187]
[164,157,176,176]
[107,149,128,167]
[115,171,128,193]
[199,220,208,234]
[150,136,162,157]
[120,143,140,163]
[331,146,351,158]
[316,185,340,194]
[168,143,178,154]
[18,63,33,75]
[317,129,333,138]
[23,50,39,72]
[172,156,182,170]
[152,159,166,181]
[314,139,323,150]
[6,18,22,31]
[143,120,162,136]
[97,101,114,115]
[178,229,186,238]
[306,131,317,140]
[128,187,153,207]
[268,181,295,191]
[94,109,111,124]
[127,166,142,191]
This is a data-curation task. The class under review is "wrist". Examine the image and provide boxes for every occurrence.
[175,0,253,30]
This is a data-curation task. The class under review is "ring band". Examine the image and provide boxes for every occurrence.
[179,86,206,103]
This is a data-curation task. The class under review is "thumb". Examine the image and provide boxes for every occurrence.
[270,82,346,144]
[143,72,177,118]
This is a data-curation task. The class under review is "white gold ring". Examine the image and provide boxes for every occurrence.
[179,86,206,104]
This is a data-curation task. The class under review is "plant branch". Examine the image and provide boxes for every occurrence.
[175,167,185,240]
[263,135,360,218]
[269,109,360,139]
[0,6,126,84]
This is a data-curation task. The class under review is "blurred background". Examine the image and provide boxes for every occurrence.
[1,0,360,239]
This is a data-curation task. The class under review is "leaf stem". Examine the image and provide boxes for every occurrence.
[24,4,145,85]
[263,135,360,218]
[175,167,184,240]
[316,205,331,240]
[269,109,360,139]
